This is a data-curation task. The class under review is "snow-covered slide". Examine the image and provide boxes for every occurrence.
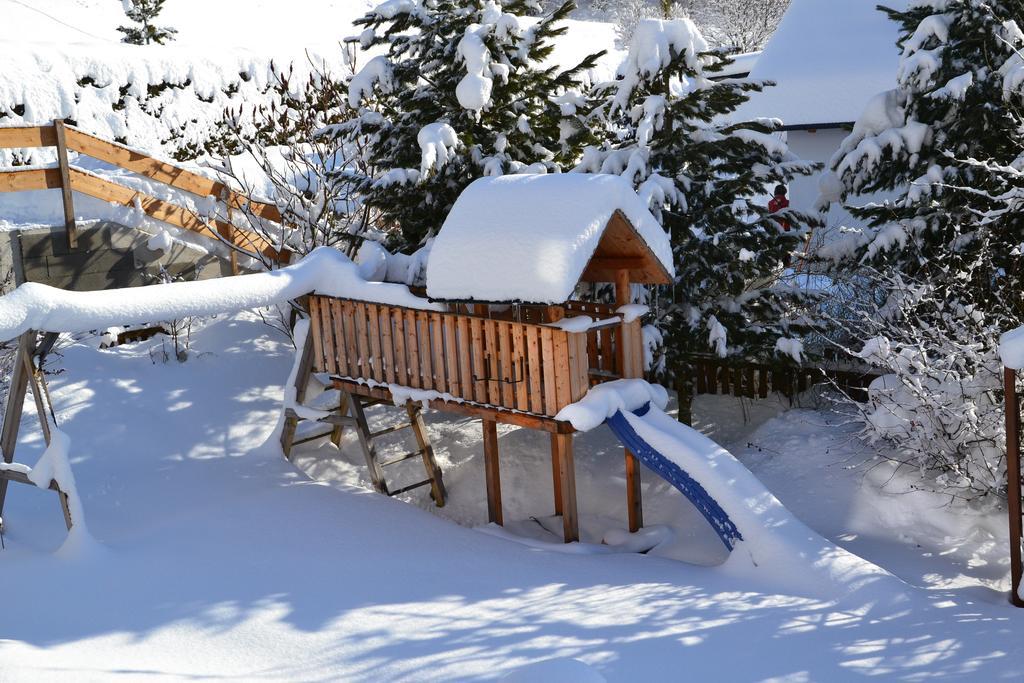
[557,380,905,599]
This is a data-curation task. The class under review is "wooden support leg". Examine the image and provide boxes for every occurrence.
[625,449,644,533]
[553,433,579,543]
[281,330,314,460]
[58,489,72,531]
[331,392,350,447]
[0,332,36,519]
[482,418,502,525]
[23,347,52,446]
[550,433,563,516]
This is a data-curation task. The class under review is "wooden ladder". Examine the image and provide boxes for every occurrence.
[281,333,446,506]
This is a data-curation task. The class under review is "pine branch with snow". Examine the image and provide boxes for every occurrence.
[339,0,605,249]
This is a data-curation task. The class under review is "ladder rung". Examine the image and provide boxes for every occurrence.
[292,429,335,446]
[370,422,413,439]
[285,409,357,427]
[388,479,434,496]
[379,450,425,467]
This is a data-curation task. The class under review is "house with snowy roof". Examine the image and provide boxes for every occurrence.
[735,0,906,243]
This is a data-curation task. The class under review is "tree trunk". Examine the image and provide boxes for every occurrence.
[675,373,694,426]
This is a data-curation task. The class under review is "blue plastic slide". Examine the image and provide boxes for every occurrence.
[605,403,743,551]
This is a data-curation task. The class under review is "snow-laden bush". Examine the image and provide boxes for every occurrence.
[0,42,344,164]
[837,272,1006,500]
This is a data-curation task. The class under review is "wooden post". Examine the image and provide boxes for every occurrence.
[625,450,644,532]
[22,344,52,447]
[550,433,563,516]
[0,332,36,519]
[1005,367,1024,607]
[552,433,579,543]
[280,330,314,459]
[482,418,502,525]
[53,120,77,250]
[220,190,240,276]
[614,267,643,532]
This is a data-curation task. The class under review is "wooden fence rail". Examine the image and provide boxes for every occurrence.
[0,122,287,261]
[309,296,614,418]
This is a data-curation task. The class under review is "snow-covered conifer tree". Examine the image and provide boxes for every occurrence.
[821,1,1024,498]
[341,0,603,249]
[577,17,820,420]
[117,0,177,45]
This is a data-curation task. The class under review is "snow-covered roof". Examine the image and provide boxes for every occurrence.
[733,0,906,127]
[426,174,674,304]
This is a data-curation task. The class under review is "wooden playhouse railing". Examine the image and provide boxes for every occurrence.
[0,121,287,262]
[308,295,644,421]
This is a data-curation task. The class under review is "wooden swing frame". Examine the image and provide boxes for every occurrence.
[0,330,74,533]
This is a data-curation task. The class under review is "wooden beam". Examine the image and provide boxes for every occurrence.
[482,418,502,525]
[63,126,282,224]
[67,167,284,260]
[0,168,63,193]
[0,126,57,149]
[552,433,579,542]
[591,257,650,273]
[329,378,576,434]
[53,120,78,250]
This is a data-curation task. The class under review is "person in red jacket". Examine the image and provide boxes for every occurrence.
[768,184,790,231]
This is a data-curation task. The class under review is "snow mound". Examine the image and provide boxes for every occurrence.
[425,174,673,304]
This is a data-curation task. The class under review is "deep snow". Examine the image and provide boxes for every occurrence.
[0,314,1020,681]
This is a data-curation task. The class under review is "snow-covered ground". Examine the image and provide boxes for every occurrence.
[1,314,1019,680]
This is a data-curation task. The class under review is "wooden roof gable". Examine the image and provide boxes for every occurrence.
[580,210,673,286]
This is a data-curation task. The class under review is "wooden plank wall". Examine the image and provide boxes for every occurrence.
[308,296,592,418]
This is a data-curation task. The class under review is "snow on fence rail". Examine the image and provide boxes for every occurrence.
[0,123,287,261]
[0,248,438,342]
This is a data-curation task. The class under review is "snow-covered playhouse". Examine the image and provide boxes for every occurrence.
[289,173,682,543]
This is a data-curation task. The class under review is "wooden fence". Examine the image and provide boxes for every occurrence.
[0,121,287,262]
[308,296,647,418]
[686,356,881,401]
